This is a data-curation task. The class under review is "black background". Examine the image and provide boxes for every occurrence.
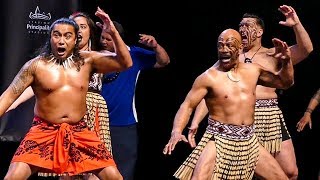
[1,0,320,179]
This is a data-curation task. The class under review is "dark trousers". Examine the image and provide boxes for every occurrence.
[110,124,138,180]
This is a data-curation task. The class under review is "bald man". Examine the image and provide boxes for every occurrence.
[163,29,293,179]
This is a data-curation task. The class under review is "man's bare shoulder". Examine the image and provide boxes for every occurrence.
[80,50,115,63]
[240,61,260,68]
[24,56,41,63]
[195,66,219,84]
[254,47,278,68]
[202,66,218,76]
[239,62,262,76]
[19,56,45,71]
[256,47,273,58]
[79,50,92,62]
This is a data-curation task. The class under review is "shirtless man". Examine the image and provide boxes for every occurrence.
[185,5,313,180]
[0,7,132,179]
[163,28,293,179]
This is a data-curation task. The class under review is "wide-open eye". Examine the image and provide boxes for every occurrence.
[80,25,87,30]
[52,31,61,38]
[65,33,73,40]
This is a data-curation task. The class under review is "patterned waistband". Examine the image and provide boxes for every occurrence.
[206,118,254,139]
[255,98,278,107]
[88,88,101,94]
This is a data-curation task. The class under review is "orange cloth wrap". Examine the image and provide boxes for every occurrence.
[11,116,116,176]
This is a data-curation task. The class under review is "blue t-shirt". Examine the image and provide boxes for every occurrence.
[101,46,157,126]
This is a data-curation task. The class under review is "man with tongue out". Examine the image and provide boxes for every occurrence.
[0,7,132,179]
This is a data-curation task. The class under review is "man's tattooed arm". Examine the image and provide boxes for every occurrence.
[305,88,320,114]
[312,89,320,103]
[10,59,38,94]
[0,58,39,116]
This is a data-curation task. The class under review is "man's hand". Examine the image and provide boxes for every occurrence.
[95,7,115,34]
[268,38,291,62]
[296,114,312,132]
[163,131,188,155]
[138,34,158,48]
[188,124,199,148]
[278,5,300,27]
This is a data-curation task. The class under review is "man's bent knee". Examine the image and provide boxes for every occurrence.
[98,166,123,180]
[286,167,298,180]
[4,169,30,180]
[4,162,32,180]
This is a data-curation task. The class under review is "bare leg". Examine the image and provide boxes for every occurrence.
[191,141,216,180]
[59,175,73,180]
[4,162,37,180]
[83,174,99,180]
[255,143,288,180]
[275,139,298,180]
[93,166,123,180]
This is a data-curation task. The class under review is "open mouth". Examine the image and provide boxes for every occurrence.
[57,47,66,56]
[78,35,83,43]
[220,56,231,63]
[101,44,108,49]
[241,34,248,44]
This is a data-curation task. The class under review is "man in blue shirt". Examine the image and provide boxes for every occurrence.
[99,21,170,180]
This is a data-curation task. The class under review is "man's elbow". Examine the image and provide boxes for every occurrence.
[306,43,314,54]
[304,49,313,60]
[292,45,314,64]
[156,58,170,68]
[165,58,171,65]
[161,58,170,66]
[282,79,295,90]
[302,45,314,58]
[118,56,133,70]
[124,59,133,68]
[119,62,132,71]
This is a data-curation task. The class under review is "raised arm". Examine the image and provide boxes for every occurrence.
[163,75,208,155]
[138,34,170,68]
[278,5,313,64]
[258,38,294,89]
[90,7,132,73]
[296,88,320,132]
[6,86,34,112]
[0,59,37,116]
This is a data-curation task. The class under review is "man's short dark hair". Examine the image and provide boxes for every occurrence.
[242,13,265,31]
[113,21,125,38]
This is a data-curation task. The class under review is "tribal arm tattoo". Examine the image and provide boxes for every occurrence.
[312,89,320,103]
[0,59,39,116]
[305,88,320,114]
[10,59,39,95]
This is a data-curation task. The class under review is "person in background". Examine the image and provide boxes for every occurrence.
[99,21,170,180]
[296,88,320,180]
[296,88,320,132]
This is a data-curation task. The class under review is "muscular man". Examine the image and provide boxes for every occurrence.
[182,5,313,180]
[163,28,293,179]
[0,7,132,179]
